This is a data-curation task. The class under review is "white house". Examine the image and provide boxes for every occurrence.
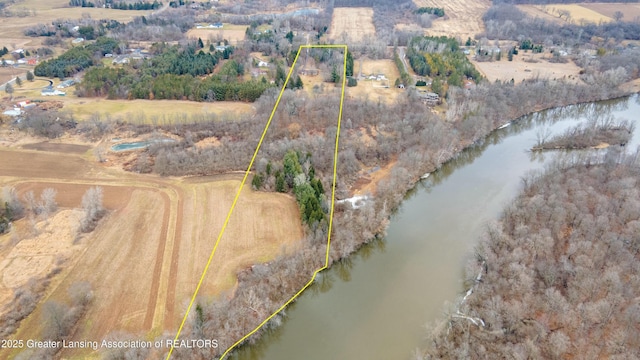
[257,60,268,67]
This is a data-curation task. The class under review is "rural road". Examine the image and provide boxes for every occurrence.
[397,47,417,85]
[1,74,51,92]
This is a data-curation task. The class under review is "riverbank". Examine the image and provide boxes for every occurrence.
[198,81,636,359]
[422,148,640,359]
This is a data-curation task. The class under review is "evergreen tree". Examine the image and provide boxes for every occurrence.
[26,71,34,81]
[275,171,285,192]
[295,75,303,89]
[275,64,286,86]
[345,50,354,77]
[197,37,204,49]
[15,77,22,86]
[330,65,340,83]
[251,173,263,189]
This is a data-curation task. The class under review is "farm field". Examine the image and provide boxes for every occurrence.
[470,52,582,84]
[413,0,491,40]
[519,4,612,24]
[517,4,566,24]
[186,24,249,45]
[580,2,640,22]
[329,7,376,42]
[0,143,303,359]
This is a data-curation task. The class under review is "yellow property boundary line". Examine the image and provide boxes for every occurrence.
[166,44,348,360]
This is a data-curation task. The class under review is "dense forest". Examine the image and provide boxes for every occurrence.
[420,151,640,358]
[73,43,272,102]
[77,66,272,102]
[33,37,119,78]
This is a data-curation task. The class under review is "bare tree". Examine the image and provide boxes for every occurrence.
[613,11,624,22]
[40,188,57,215]
[41,300,72,341]
[80,187,105,233]
[23,191,38,215]
[68,281,93,307]
[4,82,13,100]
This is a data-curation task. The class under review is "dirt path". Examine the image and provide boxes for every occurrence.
[144,190,173,330]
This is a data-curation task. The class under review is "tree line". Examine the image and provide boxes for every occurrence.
[70,0,162,9]
[414,7,445,17]
[76,67,273,101]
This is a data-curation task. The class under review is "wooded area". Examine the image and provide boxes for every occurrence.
[74,43,272,102]
[407,36,483,89]
[420,151,640,359]
[33,37,119,78]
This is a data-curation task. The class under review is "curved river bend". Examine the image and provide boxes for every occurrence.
[232,95,640,360]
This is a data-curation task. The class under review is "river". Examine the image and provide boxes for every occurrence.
[231,95,640,360]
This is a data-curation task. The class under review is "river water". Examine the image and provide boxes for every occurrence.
[232,95,640,360]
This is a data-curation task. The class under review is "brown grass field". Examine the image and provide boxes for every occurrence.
[0,142,303,359]
[61,98,256,122]
[186,24,249,45]
[413,0,491,40]
[519,4,613,24]
[348,58,403,104]
[517,4,566,24]
[329,7,376,42]
[580,3,640,22]
[470,52,582,84]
